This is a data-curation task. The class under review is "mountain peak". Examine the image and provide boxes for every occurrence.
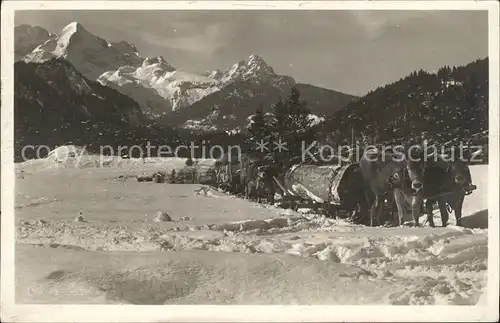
[204,69,223,80]
[60,21,87,37]
[247,54,267,64]
[64,21,83,29]
[245,54,273,73]
[23,21,143,79]
[220,53,276,84]
[51,21,99,56]
[142,56,176,71]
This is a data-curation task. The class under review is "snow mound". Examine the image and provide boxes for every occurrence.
[47,145,89,158]
[194,186,225,198]
[24,145,105,169]
[16,147,216,173]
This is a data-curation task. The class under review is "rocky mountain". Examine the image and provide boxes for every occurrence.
[15,25,52,61]
[18,22,357,120]
[23,22,143,79]
[216,54,296,87]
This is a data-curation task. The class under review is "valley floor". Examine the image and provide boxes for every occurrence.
[14,155,489,305]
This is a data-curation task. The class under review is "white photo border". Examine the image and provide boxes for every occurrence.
[1,1,499,322]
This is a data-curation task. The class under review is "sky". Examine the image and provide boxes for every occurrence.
[15,10,488,96]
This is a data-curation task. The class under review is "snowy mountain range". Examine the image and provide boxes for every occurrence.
[15,22,357,131]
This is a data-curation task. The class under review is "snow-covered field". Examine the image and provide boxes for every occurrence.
[14,148,489,305]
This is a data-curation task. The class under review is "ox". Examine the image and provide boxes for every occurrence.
[422,153,476,227]
[359,148,426,227]
[238,157,276,204]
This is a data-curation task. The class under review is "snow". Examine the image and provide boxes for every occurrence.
[246,111,275,128]
[52,22,80,56]
[225,128,241,135]
[98,57,222,112]
[203,69,223,80]
[183,119,220,132]
[308,114,326,125]
[165,70,217,84]
[14,147,490,305]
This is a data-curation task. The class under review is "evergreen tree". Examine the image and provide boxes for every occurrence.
[246,105,271,160]
[269,87,317,166]
[247,105,267,141]
[270,97,288,136]
[268,97,288,163]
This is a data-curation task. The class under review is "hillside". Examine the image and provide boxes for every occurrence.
[318,58,488,154]
[161,80,357,132]
[14,58,180,161]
